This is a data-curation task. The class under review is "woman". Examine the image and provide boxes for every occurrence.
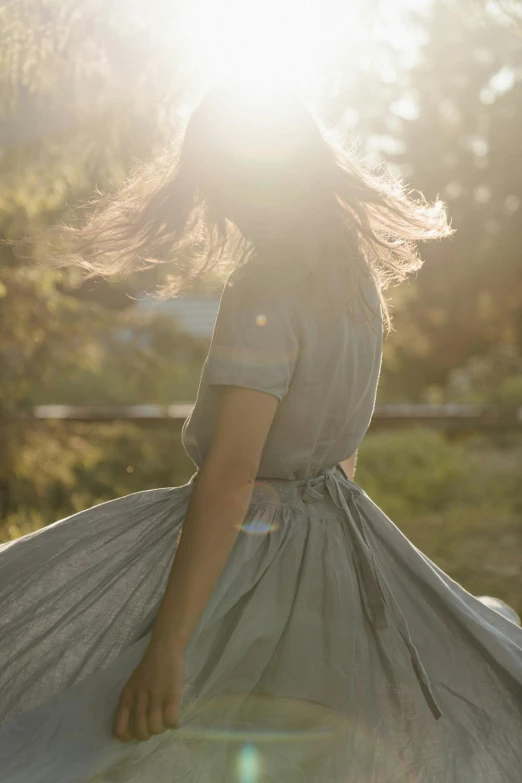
[1,80,521,782]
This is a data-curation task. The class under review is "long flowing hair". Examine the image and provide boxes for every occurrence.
[38,79,455,335]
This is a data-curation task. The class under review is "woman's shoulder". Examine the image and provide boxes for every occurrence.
[222,246,381,328]
[224,252,306,307]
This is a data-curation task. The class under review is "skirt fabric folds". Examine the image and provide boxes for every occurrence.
[0,465,521,782]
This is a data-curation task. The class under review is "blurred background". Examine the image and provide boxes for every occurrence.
[1,0,521,613]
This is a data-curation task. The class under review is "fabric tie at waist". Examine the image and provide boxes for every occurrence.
[299,465,443,721]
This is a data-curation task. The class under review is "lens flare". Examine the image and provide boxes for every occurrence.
[171,692,423,781]
[236,742,261,783]
[239,519,279,535]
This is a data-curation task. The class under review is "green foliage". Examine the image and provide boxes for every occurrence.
[444,344,522,406]
[0,420,195,542]
[0,2,208,546]
[356,427,469,517]
[358,428,522,614]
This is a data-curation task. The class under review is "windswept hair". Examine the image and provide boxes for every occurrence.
[36,80,454,334]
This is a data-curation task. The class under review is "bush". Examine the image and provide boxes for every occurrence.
[358,428,522,615]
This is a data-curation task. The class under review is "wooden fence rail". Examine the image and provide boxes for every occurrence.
[2,404,522,430]
[1,404,520,519]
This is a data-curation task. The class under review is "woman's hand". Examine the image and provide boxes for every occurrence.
[113,639,186,743]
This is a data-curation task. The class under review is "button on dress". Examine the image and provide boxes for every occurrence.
[0,256,521,782]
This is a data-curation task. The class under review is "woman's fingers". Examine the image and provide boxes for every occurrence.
[114,706,133,742]
[114,688,134,742]
[148,700,167,735]
[133,691,151,742]
[163,694,180,729]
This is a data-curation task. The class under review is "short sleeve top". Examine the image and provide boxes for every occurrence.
[181,255,383,480]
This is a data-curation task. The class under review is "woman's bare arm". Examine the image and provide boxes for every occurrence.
[114,385,279,742]
[151,385,279,649]
[340,450,358,481]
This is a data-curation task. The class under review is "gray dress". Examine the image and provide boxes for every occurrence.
[0,257,521,782]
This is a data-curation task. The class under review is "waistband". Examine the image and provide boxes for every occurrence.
[189,464,357,517]
[189,463,443,721]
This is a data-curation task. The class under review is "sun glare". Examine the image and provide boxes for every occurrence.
[180,0,362,94]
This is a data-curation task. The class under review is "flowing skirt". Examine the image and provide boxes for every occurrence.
[1,466,521,782]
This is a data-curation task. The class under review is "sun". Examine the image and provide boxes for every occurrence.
[179,0,363,94]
